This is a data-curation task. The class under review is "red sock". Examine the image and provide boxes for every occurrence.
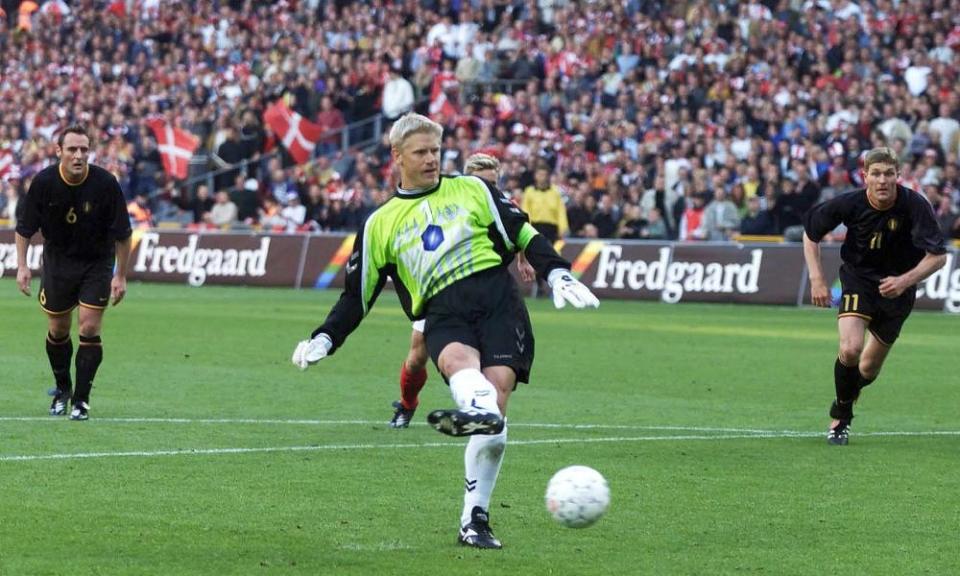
[399,362,427,409]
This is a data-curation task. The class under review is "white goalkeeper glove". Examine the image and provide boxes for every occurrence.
[291,333,333,370]
[548,269,600,309]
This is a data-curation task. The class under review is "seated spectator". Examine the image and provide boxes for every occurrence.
[617,204,646,239]
[678,193,707,241]
[127,193,154,229]
[231,177,261,223]
[564,191,591,238]
[207,190,239,228]
[259,197,286,231]
[181,184,215,225]
[739,196,777,236]
[590,193,618,239]
[701,187,741,241]
[281,192,307,232]
[642,207,668,240]
[0,181,19,225]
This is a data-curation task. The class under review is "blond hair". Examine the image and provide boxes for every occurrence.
[464,153,501,176]
[863,147,900,171]
[388,113,443,149]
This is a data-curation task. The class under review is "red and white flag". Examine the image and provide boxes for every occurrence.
[263,101,323,165]
[428,72,458,120]
[0,149,18,181]
[146,118,199,180]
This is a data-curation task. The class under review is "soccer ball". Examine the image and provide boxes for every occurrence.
[545,465,610,528]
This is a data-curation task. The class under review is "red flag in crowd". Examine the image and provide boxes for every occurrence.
[145,118,199,180]
[0,148,18,181]
[263,101,323,165]
[428,73,458,119]
[105,0,126,17]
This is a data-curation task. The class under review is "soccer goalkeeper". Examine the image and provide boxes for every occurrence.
[387,152,536,429]
[292,113,598,549]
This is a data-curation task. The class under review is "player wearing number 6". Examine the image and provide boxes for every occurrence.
[14,125,133,422]
[802,147,947,446]
[292,113,598,549]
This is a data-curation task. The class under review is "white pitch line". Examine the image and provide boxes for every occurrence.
[0,416,778,434]
[2,430,960,463]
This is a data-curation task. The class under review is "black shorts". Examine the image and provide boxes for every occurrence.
[837,266,916,346]
[39,251,113,315]
[424,266,535,383]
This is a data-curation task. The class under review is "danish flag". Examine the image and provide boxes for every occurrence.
[0,148,17,181]
[264,101,323,165]
[428,72,458,119]
[145,119,199,180]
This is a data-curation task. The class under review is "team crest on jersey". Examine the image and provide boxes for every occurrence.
[421,224,444,251]
[887,218,898,231]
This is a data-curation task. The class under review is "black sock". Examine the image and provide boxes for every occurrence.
[834,357,861,405]
[74,335,103,404]
[858,375,876,391]
[46,332,73,395]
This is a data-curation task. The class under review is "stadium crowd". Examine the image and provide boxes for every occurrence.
[1,0,959,241]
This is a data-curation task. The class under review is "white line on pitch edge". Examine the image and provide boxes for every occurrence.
[0,416,783,434]
[2,430,959,463]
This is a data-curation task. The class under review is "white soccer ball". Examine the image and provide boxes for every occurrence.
[545,465,610,528]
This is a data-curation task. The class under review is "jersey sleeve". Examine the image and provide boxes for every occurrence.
[311,219,388,354]
[14,173,44,238]
[909,193,947,255]
[110,176,133,241]
[803,195,846,242]
[477,178,569,276]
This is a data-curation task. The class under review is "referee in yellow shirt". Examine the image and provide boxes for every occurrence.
[521,165,568,243]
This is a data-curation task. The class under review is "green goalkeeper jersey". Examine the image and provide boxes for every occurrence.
[314,174,569,352]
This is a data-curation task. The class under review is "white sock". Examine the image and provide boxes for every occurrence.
[461,422,507,527]
[448,368,500,414]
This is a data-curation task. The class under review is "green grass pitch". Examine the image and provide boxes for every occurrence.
[1,279,958,575]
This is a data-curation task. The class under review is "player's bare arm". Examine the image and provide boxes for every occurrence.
[878,252,948,298]
[802,232,829,307]
[516,252,535,283]
[15,232,32,296]
[112,236,132,305]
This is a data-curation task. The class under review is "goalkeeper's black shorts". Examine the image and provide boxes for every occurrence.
[424,266,535,384]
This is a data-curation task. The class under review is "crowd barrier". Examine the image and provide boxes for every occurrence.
[2,229,958,313]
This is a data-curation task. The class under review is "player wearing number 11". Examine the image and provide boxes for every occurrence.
[802,147,947,446]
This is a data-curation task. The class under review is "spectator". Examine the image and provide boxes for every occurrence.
[522,164,568,242]
[280,192,307,232]
[701,187,741,241]
[215,126,248,191]
[642,207,668,240]
[208,190,238,228]
[1,0,956,241]
[316,95,347,156]
[259,196,286,231]
[591,193,618,239]
[740,196,777,236]
[181,184,214,225]
[1,180,19,225]
[127,193,154,229]
[617,204,646,240]
[382,67,415,121]
[774,178,817,236]
[678,194,707,241]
